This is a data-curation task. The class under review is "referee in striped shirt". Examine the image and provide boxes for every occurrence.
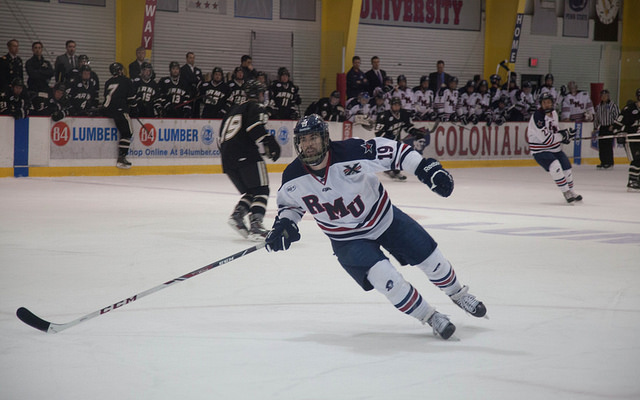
[594,89,620,169]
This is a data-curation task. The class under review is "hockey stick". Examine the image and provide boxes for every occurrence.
[16,242,266,334]
[573,132,640,141]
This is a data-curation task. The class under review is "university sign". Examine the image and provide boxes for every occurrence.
[360,0,481,31]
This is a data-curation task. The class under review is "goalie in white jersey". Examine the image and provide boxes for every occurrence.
[264,114,487,340]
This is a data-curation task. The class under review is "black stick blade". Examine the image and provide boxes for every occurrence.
[17,307,52,333]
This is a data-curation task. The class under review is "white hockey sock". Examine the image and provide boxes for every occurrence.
[563,168,575,189]
[415,248,462,296]
[367,259,432,322]
[548,159,569,192]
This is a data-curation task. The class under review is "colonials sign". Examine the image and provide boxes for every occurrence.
[49,118,293,160]
[360,0,481,31]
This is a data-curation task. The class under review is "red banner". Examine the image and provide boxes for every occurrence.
[141,0,157,50]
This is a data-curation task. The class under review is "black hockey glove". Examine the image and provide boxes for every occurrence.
[265,217,301,252]
[415,157,454,198]
[261,134,281,162]
[51,110,65,121]
[559,128,577,144]
[616,134,626,145]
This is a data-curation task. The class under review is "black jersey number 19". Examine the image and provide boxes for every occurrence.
[220,114,242,143]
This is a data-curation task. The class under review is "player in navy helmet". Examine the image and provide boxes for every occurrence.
[265,113,487,340]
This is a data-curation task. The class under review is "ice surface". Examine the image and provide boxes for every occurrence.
[1,165,639,400]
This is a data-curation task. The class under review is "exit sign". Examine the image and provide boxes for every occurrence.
[529,57,538,67]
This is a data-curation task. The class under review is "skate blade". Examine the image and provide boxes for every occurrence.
[227,220,249,239]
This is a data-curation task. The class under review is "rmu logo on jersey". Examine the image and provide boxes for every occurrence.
[343,163,362,176]
[302,194,365,220]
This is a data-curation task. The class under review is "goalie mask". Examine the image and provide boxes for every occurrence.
[293,114,330,167]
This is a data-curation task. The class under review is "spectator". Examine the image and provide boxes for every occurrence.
[67,65,99,116]
[346,56,368,99]
[25,41,54,93]
[240,55,257,81]
[129,46,155,80]
[200,67,230,119]
[0,39,23,94]
[304,90,345,122]
[269,67,300,120]
[365,56,386,96]
[561,81,594,122]
[593,89,620,169]
[180,51,203,117]
[54,40,77,83]
[428,60,451,93]
[131,62,161,118]
[159,61,192,118]
[226,66,246,110]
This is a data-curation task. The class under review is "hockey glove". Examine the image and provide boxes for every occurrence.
[265,217,301,252]
[261,134,281,162]
[616,134,626,145]
[559,128,577,144]
[415,157,454,197]
[51,110,66,122]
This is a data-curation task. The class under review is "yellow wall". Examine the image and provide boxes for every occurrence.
[115,0,147,75]
[320,0,362,97]
[483,0,525,81]
[620,1,640,104]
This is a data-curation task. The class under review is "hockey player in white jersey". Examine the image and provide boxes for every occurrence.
[536,73,558,105]
[413,75,435,121]
[561,81,594,122]
[434,76,459,121]
[390,75,414,113]
[345,91,372,123]
[528,93,582,203]
[457,80,475,124]
[264,114,487,340]
[469,79,491,124]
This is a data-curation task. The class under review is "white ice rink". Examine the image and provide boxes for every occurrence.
[1,165,639,400]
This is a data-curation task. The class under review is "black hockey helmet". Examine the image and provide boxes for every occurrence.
[449,76,459,84]
[544,73,554,82]
[278,67,290,77]
[522,81,532,89]
[169,61,180,70]
[478,79,488,88]
[141,61,152,70]
[78,54,89,66]
[53,82,66,92]
[397,74,407,83]
[109,62,123,76]
[420,75,428,84]
[79,64,92,73]
[242,79,266,99]
[390,96,402,106]
[10,78,24,87]
[293,114,330,166]
[212,66,223,75]
[330,90,340,98]
[490,74,501,84]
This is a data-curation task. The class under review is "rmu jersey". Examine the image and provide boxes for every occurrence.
[390,87,414,112]
[413,88,434,117]
[561,91,594,122]
[276,137,424,241]
[527,109,564,154]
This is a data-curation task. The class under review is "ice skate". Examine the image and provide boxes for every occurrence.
[627,181,640,193]
[383,170,397,180]
[116,156,132,169]
[394,172,407,181]
[424,310,456,340]
[248,214,268,241]
[563,190,576,203]
[596,164,612,170]
[450,285,487,318]
[568,190,582,202]
[228,206,249,238]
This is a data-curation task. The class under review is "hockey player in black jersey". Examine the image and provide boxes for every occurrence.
[269,67,301,120]
[158,61,191,118]
[220,80,281,241]
[49,83,72,121]
[613,88,640,192]
[375,96,428,180]
[226,67,246,111]
[305,90,345,122]
[103,62,137,169]
[200,67,229,119]
[0,78,30,119]
[131,62,161,118]
[68,65,99,116]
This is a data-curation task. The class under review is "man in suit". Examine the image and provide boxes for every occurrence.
[428,60,452,93]
[180,51,203,117]
[365,56,386,96]
[129,46,147,79]
[54,40,77,83]
[0,39,23,94]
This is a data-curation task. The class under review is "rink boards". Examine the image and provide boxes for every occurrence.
[0,115,628,177]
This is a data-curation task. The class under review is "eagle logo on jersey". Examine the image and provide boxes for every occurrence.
[343,163,362,176]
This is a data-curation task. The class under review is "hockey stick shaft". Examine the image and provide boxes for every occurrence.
[573,132,640,141]
[16,242,265,334]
